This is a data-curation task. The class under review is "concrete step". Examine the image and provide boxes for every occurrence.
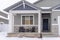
[7,32,58,38]
[42,33,58,37]
[7,33,40,38]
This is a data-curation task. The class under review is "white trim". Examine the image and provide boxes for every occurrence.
[9,10,39,13]
[9,13,13,33]
[58,16,60,36]
[9,13,14,33]
[52,24,58,25]
[40,7,51,9]
[38,10,41,33]
[10,3,23,11]
[41,11,52,13]
[14,25,38,27]
[21,15,34,25]
[52,10,60,11]
[23,1,25,8]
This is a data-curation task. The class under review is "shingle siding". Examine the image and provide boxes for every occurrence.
[34,0,60,7]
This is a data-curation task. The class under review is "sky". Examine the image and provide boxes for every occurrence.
[0,0,38,10]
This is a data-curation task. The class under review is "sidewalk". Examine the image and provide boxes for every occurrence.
[0,32,60,40]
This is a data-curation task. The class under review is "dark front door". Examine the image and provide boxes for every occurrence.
[42,19,49,32]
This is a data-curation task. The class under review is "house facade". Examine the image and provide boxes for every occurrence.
[4,0,60,37]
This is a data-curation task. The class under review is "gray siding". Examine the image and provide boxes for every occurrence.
[14,13,38,25]
[52,11,60,24]
[0,18,8,24]
[14,14,21,25]
[51,25,58,36]
[34,0,60,7]
[49,11,60,37]
[34,14,38,25]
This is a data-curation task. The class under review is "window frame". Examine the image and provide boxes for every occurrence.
[21,15,34,25]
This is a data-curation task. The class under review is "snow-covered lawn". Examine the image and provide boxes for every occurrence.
[0,32,60,40]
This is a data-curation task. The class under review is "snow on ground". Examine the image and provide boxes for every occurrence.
[0,32,60,40]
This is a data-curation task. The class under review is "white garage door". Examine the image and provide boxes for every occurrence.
[0,24,9,32]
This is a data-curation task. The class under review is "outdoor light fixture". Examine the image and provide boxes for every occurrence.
[54,18,56,21]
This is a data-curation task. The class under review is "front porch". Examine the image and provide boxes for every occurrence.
[8,12,53,37]
[14,13,39,33]
[8,11,41,38]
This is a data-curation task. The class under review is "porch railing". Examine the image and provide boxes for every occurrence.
[14,25,38,33]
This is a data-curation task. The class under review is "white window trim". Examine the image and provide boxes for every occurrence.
[21,15,34,26]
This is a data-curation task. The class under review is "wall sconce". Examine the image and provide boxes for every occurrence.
[54,18,56,21]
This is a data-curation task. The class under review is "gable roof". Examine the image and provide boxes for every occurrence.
[34,0,43,4]
[52,4,60,10]
[4,0,41,12]
[12,4,36,10]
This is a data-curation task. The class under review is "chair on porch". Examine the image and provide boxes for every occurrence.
[19,27,25,32]
[31,27,35,32]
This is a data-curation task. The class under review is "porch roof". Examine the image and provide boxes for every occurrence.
[4,0,41,12]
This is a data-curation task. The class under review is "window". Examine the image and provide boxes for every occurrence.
[22,16,33,25]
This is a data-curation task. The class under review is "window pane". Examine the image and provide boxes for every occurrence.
[30,20,33,24]
[22,16,25,24]
[30,16,33,24]
[25,16,30,20]
[22,16,33,25]
[25,20,30,25]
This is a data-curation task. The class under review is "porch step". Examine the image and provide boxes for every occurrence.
[7,33,40,38]
[42,33,58,37]
[7,33,58,38]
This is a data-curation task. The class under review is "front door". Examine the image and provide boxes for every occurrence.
[42,19,49,32]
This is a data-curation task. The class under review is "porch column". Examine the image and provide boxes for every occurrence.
[38,10,41,33]
[58,16,60,36]
[9,13,14,33]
